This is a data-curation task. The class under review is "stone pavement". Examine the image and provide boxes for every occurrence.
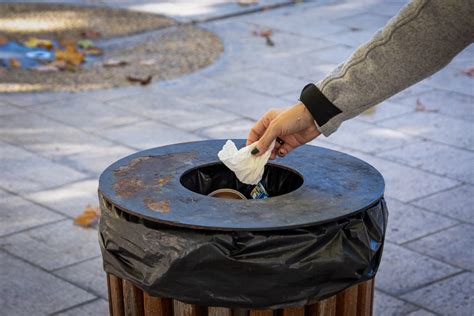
[1,0,473,315]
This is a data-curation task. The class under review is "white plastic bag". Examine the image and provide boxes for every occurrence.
[218,140,275,185]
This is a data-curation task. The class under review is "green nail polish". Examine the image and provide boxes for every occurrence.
[251,148,260,155]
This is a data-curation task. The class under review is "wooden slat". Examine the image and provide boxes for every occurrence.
[173,300,207,316]
[357,279,374,316]
[249,310,274,316]
[280,306,305,316]
[208,307,232,316]
[143,293,173,316]
[107,274,113,316]
[307,296,336,316]
[122,279,144,316]
[109,274,125,316]
[335,285,358,316]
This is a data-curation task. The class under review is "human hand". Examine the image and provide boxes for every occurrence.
[246,102,320,159]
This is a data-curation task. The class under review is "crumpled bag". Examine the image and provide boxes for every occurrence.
[218,139,275,185]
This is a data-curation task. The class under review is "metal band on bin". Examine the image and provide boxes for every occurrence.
[300,83,342,127]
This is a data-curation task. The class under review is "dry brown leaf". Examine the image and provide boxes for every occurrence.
[55,45,85,66]
[74,204,101,228]
[10,58,21,68]
[126,75,153,85]
[461,67,474,77]
[416,99,438,112]
[103,59,128,68]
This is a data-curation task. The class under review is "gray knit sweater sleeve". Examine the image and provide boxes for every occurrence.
[314,0,474,136]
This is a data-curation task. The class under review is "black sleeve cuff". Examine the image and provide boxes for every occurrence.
[299,83,342,127]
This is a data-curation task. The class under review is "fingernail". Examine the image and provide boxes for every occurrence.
[279,150,285,156]
[251,148,260,155]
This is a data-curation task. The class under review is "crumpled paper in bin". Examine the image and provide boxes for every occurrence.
[218,139,275,185]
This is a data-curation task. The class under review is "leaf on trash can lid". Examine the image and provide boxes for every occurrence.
[103,59,128,67]
[126,75,153,85]
[461,67,474,77]
[74,204,101,228]
[10,58,21,68]
[415,99,438,112]
[24,37,54,49]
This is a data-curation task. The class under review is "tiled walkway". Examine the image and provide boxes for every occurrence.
[1,0,473,315]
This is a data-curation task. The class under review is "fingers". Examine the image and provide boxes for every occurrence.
[276,142,294,158]
[253,120,279,156]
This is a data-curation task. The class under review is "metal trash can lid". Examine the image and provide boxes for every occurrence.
[98,139,384,231]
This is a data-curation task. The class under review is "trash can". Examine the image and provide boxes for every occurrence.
[98,140,387,315]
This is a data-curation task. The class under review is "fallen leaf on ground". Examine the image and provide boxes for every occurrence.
[59,38,76,48]
[10,58,21,68]
[252,28,274,46]
[237,0,258,6]
[265,36,275,46]
[84,46,103,56]
[77,39,93,49]
[416,99,438,112]
[0,35,8,45]
[24,37,54,50]
[126,75,153,85]
[103,59,128,67]
[55,45,85,66]
[81,30,101,39]
[461,67,474,77]
[74,204,101,228]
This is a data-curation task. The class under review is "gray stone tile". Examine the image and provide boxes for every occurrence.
[184,86,288,121]
[412,185,474,224]
[56,299,109,316]
[373,290,418,316]
[384,198,458,244]
[0,251,95,316]
[0,220,100,271]
[26,179,100,218]
[423,59,474,96]
[393,89,474,122]
[33,97,146,132]
[54,257,108,298]
[406,309,437,316]
[321,120,417,154]
[0,91,76,107]
[345,152,460,202]
[198,119,255,140]
[405,224,474,270]
[100,120,204,150]
[0,103,25,116]
[313,44,354,64]
[376,243,461,295]
[367,2,406,17]
[76,85,146,102]
[0,195,64,237]
[354,101,414,123]
[378,140,474,184]
[321,29,378,48]
[211,68,309,96]
[333,12,390,31]
[381,111,474,150]
[401,273,474,316]
[0,142,88,193]
[388,82,433,101]
[106,92,240,131]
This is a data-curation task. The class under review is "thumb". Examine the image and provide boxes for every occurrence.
[252,122,278,156]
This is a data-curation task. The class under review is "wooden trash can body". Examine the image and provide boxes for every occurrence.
[107,274,374,316]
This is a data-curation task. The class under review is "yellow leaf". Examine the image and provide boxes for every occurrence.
[24,37,54,49]
[10,58,21,68]
[74,204,101,228]
[55,46,85,66]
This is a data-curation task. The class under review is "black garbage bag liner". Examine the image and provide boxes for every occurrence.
[99,194,388,309]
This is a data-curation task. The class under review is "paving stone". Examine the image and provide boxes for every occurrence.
[373,290,418,316]
[0,251,95,316]
[320,29,378,48]
[77,85,146,102]
[406,309,437,316]
[366,2,406,17]
[54,257,108,298]
[388,82,433,101]
[99,120,204,150]
[312,44,354,64]
[381,111,474,150]
[378,140,474,184]
[184,86,288,121]
[0,141,88,193]
[354,100,414,123]
[211,68,309,96]
[405,224,474,270]
[333,12,390,31]
[321,119,417,154]
[26,179,100,218]
[384,198,458,245]
[393,89,474,122]
[0,91,77,107]
[411,185,474,224]
[345,152,460,202]
[400,273,474,315]
[198,119,255,140]
[376,242,461,295]
[0,103,25,116]
[33,97,146,132]
[106,92,240,131]
[56,299,109,316]
[0,220,101,271]
[423,58,474,96]
[0,194,64,237]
